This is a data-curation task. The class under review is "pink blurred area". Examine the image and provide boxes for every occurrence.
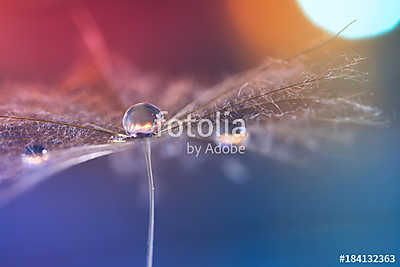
[0,0,321,83]
[0,0,237,82]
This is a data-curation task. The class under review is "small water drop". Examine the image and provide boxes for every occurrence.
[216,132,248,146]
[122,103,164,138]
[22,144,49,165]
[215,122,248,146]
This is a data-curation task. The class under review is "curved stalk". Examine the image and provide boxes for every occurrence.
[143,140,155,267]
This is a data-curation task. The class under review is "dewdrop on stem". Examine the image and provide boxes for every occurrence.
[122,103,164,138]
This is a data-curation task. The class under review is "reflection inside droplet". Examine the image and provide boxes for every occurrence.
[22,144,49,165]
[122,103,164,138]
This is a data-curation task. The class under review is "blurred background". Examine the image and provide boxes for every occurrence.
[0,1,399,266]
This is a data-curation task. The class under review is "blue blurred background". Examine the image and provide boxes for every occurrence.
[0,1,399,266]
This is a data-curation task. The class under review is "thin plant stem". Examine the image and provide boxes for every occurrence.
[287,19,357,60]
[143,139,155,267]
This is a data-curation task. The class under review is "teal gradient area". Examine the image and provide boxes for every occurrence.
[297,0,400,39]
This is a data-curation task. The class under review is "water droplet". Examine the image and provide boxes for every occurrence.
[22,144,49,164]
[215,122,248,146]
[122,103,164,138]
[216,131,248,146]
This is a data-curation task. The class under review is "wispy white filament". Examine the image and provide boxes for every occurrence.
[143,140,155,267]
